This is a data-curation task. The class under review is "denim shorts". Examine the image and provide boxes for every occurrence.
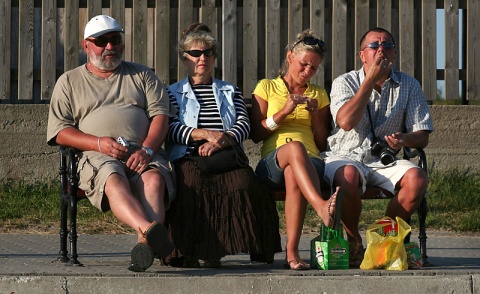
[255,148,327,190]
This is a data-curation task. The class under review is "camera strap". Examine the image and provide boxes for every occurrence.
[366,104,377,141]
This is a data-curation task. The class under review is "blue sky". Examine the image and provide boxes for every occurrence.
[436,9,463,98]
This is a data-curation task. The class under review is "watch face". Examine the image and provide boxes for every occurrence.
[142,147,153,156]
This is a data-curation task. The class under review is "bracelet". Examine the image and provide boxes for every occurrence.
[97,137,102,153]
[266,116,279,131]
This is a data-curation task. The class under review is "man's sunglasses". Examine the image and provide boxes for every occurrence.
[291,36,327,53]
[362,41,395,51]
[183,48,215,58]
[86,35,122,47]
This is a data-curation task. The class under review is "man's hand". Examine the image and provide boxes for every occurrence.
[98,136,129,159]
[364,55,391,86]
[385,132,405,150]
[125,148,152,173]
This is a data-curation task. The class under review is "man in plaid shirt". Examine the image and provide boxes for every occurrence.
[324,27,433,267]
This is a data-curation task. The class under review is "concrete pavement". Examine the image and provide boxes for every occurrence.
[1,231,480,293]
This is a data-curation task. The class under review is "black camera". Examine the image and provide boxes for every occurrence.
[371,140,397,165]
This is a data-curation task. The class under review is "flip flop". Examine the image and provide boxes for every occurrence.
[328,187,344,230]
[283,259,310,270]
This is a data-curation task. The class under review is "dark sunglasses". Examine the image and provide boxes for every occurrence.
[291,36,327,53]
[362,41,395,51]
[183,48,214,58]
[86,34,122,47]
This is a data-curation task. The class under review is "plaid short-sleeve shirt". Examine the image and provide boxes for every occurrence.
[326,67,433,165]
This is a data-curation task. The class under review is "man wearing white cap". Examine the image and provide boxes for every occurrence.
[47,15,177,272]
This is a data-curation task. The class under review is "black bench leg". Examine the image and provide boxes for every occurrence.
[68,189,83,266]
[418,196,429,266]
[58,151,69,263]
[58,196,69,262]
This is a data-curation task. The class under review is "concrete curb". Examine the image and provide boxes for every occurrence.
[1,232,480,293]
[0,274,477,294]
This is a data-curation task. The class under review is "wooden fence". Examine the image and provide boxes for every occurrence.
[1,0,478,104]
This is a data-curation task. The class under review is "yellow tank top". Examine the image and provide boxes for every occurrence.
[252,76,330,159]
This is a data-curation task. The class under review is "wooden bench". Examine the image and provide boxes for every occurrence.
[57,146,428,266]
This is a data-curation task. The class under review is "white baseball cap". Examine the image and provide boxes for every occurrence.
[84,15,124,39]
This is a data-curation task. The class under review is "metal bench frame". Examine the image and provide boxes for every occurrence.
[58,147,85,266]
[57,146,429,267]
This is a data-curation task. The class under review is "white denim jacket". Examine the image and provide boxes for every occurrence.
[166,77,238,161]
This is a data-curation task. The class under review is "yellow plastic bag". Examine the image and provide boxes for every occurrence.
[360,216,411,271]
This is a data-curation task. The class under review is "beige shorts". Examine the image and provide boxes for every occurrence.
[77,148,176,212]
[324,155,419,195]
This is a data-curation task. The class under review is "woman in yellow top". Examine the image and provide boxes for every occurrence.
[250,29,343,270]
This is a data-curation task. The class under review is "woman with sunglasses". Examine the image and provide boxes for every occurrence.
[163,23,281,268]
[250,30,343,270]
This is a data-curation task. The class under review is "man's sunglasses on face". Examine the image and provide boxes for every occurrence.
[86,34,122,47]
[362,41,395,51]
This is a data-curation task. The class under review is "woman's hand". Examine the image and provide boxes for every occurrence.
[197,141,221,156]
[305,98,318,112]
[282,94,308,115]
[190,129,232,150]
[203,130,231,149]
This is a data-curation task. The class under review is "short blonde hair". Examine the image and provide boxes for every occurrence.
[178,23,218,60]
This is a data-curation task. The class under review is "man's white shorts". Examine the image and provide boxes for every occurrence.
[324,155,419,195]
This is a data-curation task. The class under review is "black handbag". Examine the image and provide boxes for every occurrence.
[190,135,249,174]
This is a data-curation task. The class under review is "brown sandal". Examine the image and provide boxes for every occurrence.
[141,221,174,258]
[128,242,155,272]
[349,241,365,268]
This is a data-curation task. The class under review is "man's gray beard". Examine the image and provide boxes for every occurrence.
[89,51,122,71]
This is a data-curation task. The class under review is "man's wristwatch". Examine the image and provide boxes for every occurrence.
[141,146,154,157]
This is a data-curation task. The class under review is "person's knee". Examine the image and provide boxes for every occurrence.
[403,168,428,191]
[282,141,308,155]
[335,165,360,188]
[142,170,166,191]
[277,141,309,166]
[104,172,129,194]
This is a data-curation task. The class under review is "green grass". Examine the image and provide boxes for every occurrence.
[0,180,128,234]
[1,168,479,234]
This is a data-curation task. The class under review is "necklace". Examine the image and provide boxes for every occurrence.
[85,62,92,73]
[282,76,306,94]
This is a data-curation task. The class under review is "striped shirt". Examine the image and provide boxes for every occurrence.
[168,84,250,155]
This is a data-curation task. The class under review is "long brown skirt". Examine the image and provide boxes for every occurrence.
[165,158,281,261]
